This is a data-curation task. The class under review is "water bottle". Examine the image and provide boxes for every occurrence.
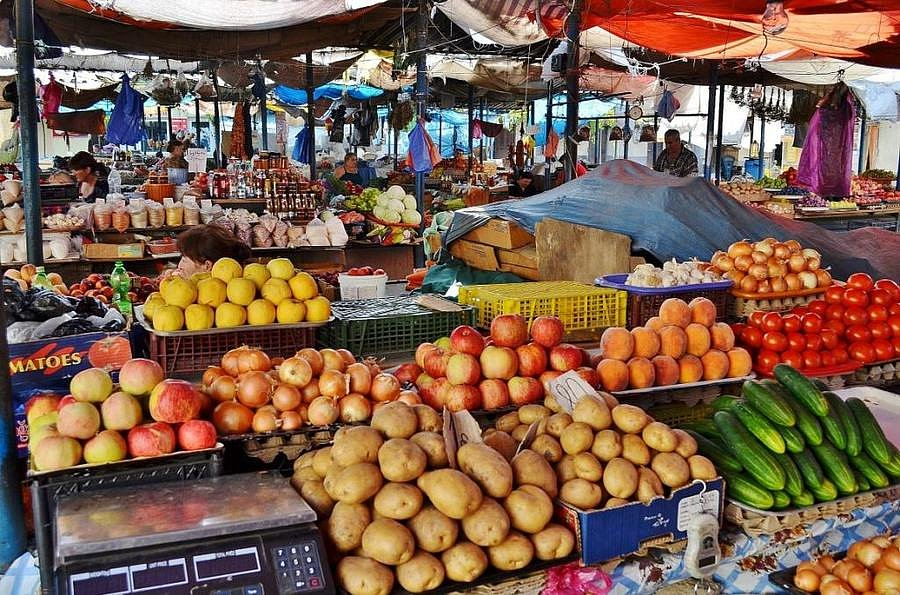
[108,166,122,194]
[31,266,55,291]
[110,260,133,316]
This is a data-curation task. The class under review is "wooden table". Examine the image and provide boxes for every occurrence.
[794,206,900,232]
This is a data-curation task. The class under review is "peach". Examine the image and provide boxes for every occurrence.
[626,357,656,389]
[710,323,736,352]
[631,327,660,359]
[678,355,703,384]
[599,327,634,361]
[596,359,629,392]
[659,298,691,328]
[689,297,718,327]
[685,323,711,357]
[658,326,687,359]
[701,349,730,381]
[651,355,680,386]
[727,348,753,377]
[645,316,664,332]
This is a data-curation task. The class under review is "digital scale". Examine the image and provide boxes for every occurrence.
[53,471,335,595]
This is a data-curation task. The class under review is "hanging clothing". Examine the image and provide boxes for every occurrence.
[352,101,376,146]
[543,127,559,158]
[45,110,106,135]
[472,119,504,139]
[106,74,145,146]
[40,74,62,117]
[797,88,856,198]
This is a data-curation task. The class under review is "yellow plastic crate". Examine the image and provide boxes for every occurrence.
[458,281,626,332]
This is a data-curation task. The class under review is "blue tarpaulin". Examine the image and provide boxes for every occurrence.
[274,83,383,105]
[445,160,900,281]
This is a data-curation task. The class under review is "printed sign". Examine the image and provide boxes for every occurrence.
[187,148,208,173]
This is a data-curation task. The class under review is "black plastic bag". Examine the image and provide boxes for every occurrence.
[2,278,26,319]
[28,289,76,321]
[74,296,108,318]
[50,318,97,337]
[101,318,125,332]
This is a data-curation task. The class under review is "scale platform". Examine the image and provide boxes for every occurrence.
[54,471,334,595]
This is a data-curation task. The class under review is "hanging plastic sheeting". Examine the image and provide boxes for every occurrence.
[106,75,145,146]
[40,74,62,118]
[292,125,312,164]
[797,85,856,198]
[657,90,679,120]
[273,83,383,105]
[406,121,442,174]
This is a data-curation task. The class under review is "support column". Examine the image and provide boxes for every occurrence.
[478,98,484,164]
[305,52,317,179]
[260,99,268,151]
[564,0,583,182]
[857,108,867,174]
[759,114,766,180]
[391,98,399,171]
[652,112,659,165]
[703,65,718,179]
[467,84,474,177]
[16,0,42,265]
[166,106,173,141]
[413,0,427,268]
[194,98,201,144]
[212,69,223,167]
[715,83,725,183]
[545,82,553,190]
[438,114,443,156]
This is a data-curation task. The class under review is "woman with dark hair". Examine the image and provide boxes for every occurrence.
[173,224,252,277]
[69,151,109,201]
[165,139,189,169]
[333,153,364,186]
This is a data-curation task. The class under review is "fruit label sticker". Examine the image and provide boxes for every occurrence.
[442,409,482,469]
[548,371,598,412]
[676,489,721,532]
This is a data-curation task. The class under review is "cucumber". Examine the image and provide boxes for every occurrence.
[774,451,803,497]
[680,419,721,440]
[684,429,743,474]
[853,470,871,492]
[879,451,900,478]
[811,441,858,495]
[773,364,829,416]
[745,380,796,426]
[732,402,786,454]
[714,411,785,491]
[810,478,838,502]
[772,490,791,509]
[779,424,806,454]
[847,398,894,466]
[819,401,847,451]
[780,388,824,446]
[791,489,815,508]
[849,452,890,489]
[792,449,825,490]
[711,394,741,412]
[723,471,775,510]
[824,392,861,456]
[811,378,829,391]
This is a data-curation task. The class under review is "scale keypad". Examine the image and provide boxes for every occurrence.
[272,542,324,593]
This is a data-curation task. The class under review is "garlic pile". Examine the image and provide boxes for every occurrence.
[721,181,769,203]
[625,259,724,288]
[44,213,86,230]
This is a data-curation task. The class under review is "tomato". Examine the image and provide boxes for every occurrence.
[820,328,839,350]
[805,334,823,352]
[848,341,876,364]
[824,285,845,304]
[891,303,900,317]
[843,306,868,326]
[846,324,872,343]
[756,349,780,373]
[870,322,892,341]
[741,327,763,349]
[763,331,789,353]
[867,304,888,322]
[807,300,828,316]
[731,323,747,337]
[847,272,874,292]
[893,337,900,357]
[762,312,784,333]
[842,288,869,308]
[792,306,810,317]
[782,314,802,333]
[873,278,900,302]
[825,319,846,335]
[832,347,849,365]
[889,315,900,337]
[824,303,845,321]
[787,332,807,352]
[820,351,836,367]
[872,339,894,362]
[748,311,766,329]
[802,350,821,370]
[781,350,803,369]
[801,313,823,334]
[869,289,893,307]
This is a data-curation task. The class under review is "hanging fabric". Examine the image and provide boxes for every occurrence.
[406,120,441,173]
[106,74,146,145]
[797,84,856,197]
[543,127,559,158]
[657,90,679,120]
[292,125,312,163]
[45,110,107,135]
[40,73,63,117]
[472,118,504,138]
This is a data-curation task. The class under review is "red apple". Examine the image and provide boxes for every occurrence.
[530,316,565,348]
[394,363,423,385]
[445,385,483,412]
[479,346,518,380]
[25,394,61,425]
[421,377,451,410]
[507,377,543,406]
[539,370,564,396]
[515,342,548,377]
[100,392,143,431]
[57,395,77,411]
[549,343,583,372]
[70,368,114,403]
[490,314,529,348]
[178,420,218,451]
[424,349,452,379]
[83,430,128,464]
[415,343,440,369]
[450,325,486,357]
[118,358,164,397]
[446,353,482,386]
[581,348,592,367]
[148,380,203,424]
[479,379,510,410]
[576,366,600,388]
[127,422,176,457]
[415,372,434,390]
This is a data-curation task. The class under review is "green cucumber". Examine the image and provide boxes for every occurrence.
[774,451,803,497]
[879,451,900,479]
[853,470,871,492]
[714,411,785,491]
[772,490,791,509]
[773,364,829,416]
[779,424,806,454]
[792,449,825,490]
[809,478,838,502]
[824,392,861,456]
[811,441,858,495]
[684,429,743,474]
[791,489,815,508]
[711,395,741,412]
[732,402,786,454]
[819,402,847,451]
[680,419,721,440]
[849,452,890,489]
[746,380,796,426]
[724,471,775,510]
[780,389,824,446]
[847,397,894,465]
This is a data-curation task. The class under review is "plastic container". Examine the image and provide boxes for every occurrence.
[338,272,388,300]
[596,274,733,328]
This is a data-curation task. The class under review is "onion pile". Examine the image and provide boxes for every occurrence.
[794,533,900,595]
[710,238,833,294]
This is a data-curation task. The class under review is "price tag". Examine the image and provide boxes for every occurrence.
[677,489,721,532]
[547,370,599,412]
[186,148,208,173]
[514,421,540,456]
[162,197,175,208]
[442,409,482,469]
[200,199,213,210]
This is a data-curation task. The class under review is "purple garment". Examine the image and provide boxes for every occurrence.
[797,96,855,197]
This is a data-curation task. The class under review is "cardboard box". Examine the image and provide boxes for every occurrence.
[498,245,538,269]
[557,477,725,564]
[462,218,533,250]
[83,240,145,260]
[498,263,541,280]
[449,240,500,271]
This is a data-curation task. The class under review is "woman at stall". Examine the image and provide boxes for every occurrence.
[165,139,189,170]
[169,224,252,278]
[333,153,365,186]
[509,171,539,198]
[69,151,109,201]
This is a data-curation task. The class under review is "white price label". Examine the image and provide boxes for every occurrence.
[442,409,482,469]
[547,370,599,412]
[514,421,540,456]
[186,148,208,173]
[677,489,720,532]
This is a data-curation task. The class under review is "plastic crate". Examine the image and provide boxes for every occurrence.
[29,447,222,594]
[317,296,475,358]
[458,281,626,334]
[596,274,732,328]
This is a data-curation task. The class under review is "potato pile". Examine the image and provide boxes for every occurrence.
[291,400,575,594]
[488,393,718,510]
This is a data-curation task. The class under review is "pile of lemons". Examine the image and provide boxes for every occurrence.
[143,258,331,332]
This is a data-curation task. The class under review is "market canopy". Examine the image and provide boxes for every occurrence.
[273,83,384,105]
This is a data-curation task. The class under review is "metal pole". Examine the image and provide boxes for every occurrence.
[545,82,553,190]
[704,65,718,179]
[212,72,223,168]
[564,0,583,182]
[194,98,201,144]
[467,84,474,177]
[857,108,866,174]
[715,83,725,184]
[759,114,766,180]
[305,52,317,179]
[478,98,484,164]
[438,115,443,156]
[16,0,42,265]
[652,112,659,164]
[141,109,147,153]
[391,98,399,171]
[260,99,269,151]
[166,106,173,140]
[413,0,427,268]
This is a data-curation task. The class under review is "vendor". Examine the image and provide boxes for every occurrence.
[509,171,539,198]
[69,151,110,201]
[333,153,365,186]
[165,139,189,169]
[653,129,699,177]
[172,224,252,277]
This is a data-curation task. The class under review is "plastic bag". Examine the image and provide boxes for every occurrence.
[657,90,679,120]
[68,202,94,228]
[28,288,75,320]
[3,277,26,318]
[32,313,74,339]
[194,72,216,99]
[324,216,348,247]
[40,73,62,117]
[406,122,441,174]
[305,218,330,246]
[74,295,108,318]
[107,74,146,146]
[6,321,40,343]
[50,318,97,337]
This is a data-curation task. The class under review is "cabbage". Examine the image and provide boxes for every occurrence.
[376,194,392,207]
[386,185,406,200]
[401,209,422,225]
[388,199,405,213]
[373,205,388,220]
[360,187,381,201]
[382,209,402,224]
[403,195,417,210]
[320,211,334,221]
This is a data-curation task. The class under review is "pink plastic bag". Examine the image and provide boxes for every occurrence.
[41,73,62,117]
[542,562,612,595]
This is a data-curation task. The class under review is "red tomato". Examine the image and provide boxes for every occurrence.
[848,341,876,364]
[867,304,888,323]
[832,347,849,365]
[801,313,823,334]
[801,350,821,369]
[820,328,839,350]
[787,332,807,352]
[792,306,810,317]
[842,288,869,308]
[782,314,802,333]
[872,339,894,362]
[741,327,763,349]
[806,334,823,352]
[748,311,766,329]
[846,324,872,343]
[762,312,784,333]
[843,306,868,326]
[870,322,892,341]
[807,300,828,316]
[756,349,780,373]
[869,289,893,307]
[893,337,900,357]
[825,303,845,321]
[847,272,874,292]
[731,323,747,337]
[763,331,789,353]
[824,285,845,305]
[891,303,900,317]
[873,279,900,302]
[825,319,846,336]
[820,351,836,367]
[888,315,900,337]
[781,350,803,369]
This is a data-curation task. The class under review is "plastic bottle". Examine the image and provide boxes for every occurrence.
[108,166,122,194]
[31,266,54,291]
[110,260,133,316]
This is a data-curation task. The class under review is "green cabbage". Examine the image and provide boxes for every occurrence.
[401,209,422,225]
[403,195,417,210]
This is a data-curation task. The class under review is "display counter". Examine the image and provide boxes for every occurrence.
[794,206,900,232]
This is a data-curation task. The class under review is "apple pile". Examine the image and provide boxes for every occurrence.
[28,358,216,472]
[68,272,158,304]
[201,346,417,436]
[400,315,595,412]
[344,266,386,277]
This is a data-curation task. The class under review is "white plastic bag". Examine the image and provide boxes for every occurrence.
[324,215,348,247]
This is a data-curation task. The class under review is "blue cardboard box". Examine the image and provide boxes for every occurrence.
[557,477,725,564]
